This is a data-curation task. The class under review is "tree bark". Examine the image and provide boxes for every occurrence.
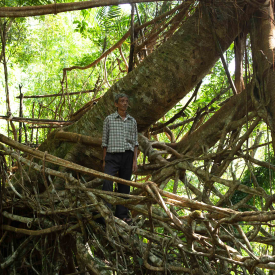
[176,86,254,157]
[0,0,179,18]
[250,2,275,153]
[234,33,246,94]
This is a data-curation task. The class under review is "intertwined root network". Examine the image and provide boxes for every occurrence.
[1,129,274,275]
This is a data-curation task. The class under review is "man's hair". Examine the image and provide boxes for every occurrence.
[115,93,128,103]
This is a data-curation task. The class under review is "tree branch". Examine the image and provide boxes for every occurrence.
[0,0,180,18]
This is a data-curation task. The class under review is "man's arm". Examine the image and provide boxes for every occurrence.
[132,146,138,173]
[102,117,109,171]
[132,120,139,173]
[102,147,107,171]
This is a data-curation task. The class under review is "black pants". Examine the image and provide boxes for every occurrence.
[103,150,133,219]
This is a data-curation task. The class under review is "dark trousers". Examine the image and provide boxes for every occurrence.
[103,150,133,219]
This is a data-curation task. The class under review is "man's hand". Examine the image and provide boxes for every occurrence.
[102,160,106,172]
[132,160,138,173]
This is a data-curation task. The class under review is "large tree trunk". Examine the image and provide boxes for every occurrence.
[176,87,254,156]
[39,1,255,188]
[250,3,275,152]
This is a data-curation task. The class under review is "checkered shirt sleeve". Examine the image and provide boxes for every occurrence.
[102,117,109,148]
[102,112,139,153]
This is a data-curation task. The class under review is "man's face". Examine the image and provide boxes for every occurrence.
[115,97,129,112]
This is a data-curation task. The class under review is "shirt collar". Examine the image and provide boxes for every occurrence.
[115,111,131,120]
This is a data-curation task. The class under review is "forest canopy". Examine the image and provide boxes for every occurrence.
[1,0,275,274]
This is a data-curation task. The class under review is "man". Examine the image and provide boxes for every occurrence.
[102,93,138,223]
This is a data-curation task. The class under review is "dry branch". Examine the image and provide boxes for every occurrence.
[54,130,102,146]
[15,89,96,99]
[0,0,180,18]
[1,224,67,236]
[0,236,35,269]
[0,115,72,125]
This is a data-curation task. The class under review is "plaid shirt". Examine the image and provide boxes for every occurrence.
[102,111,139,153]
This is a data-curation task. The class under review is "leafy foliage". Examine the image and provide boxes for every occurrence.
[232,152,275,208]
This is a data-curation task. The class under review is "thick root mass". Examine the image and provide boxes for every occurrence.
[0,136,274,275]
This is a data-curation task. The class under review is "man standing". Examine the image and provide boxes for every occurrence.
[102,93,138,223]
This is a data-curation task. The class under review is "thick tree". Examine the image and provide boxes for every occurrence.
[1,0,275,274]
